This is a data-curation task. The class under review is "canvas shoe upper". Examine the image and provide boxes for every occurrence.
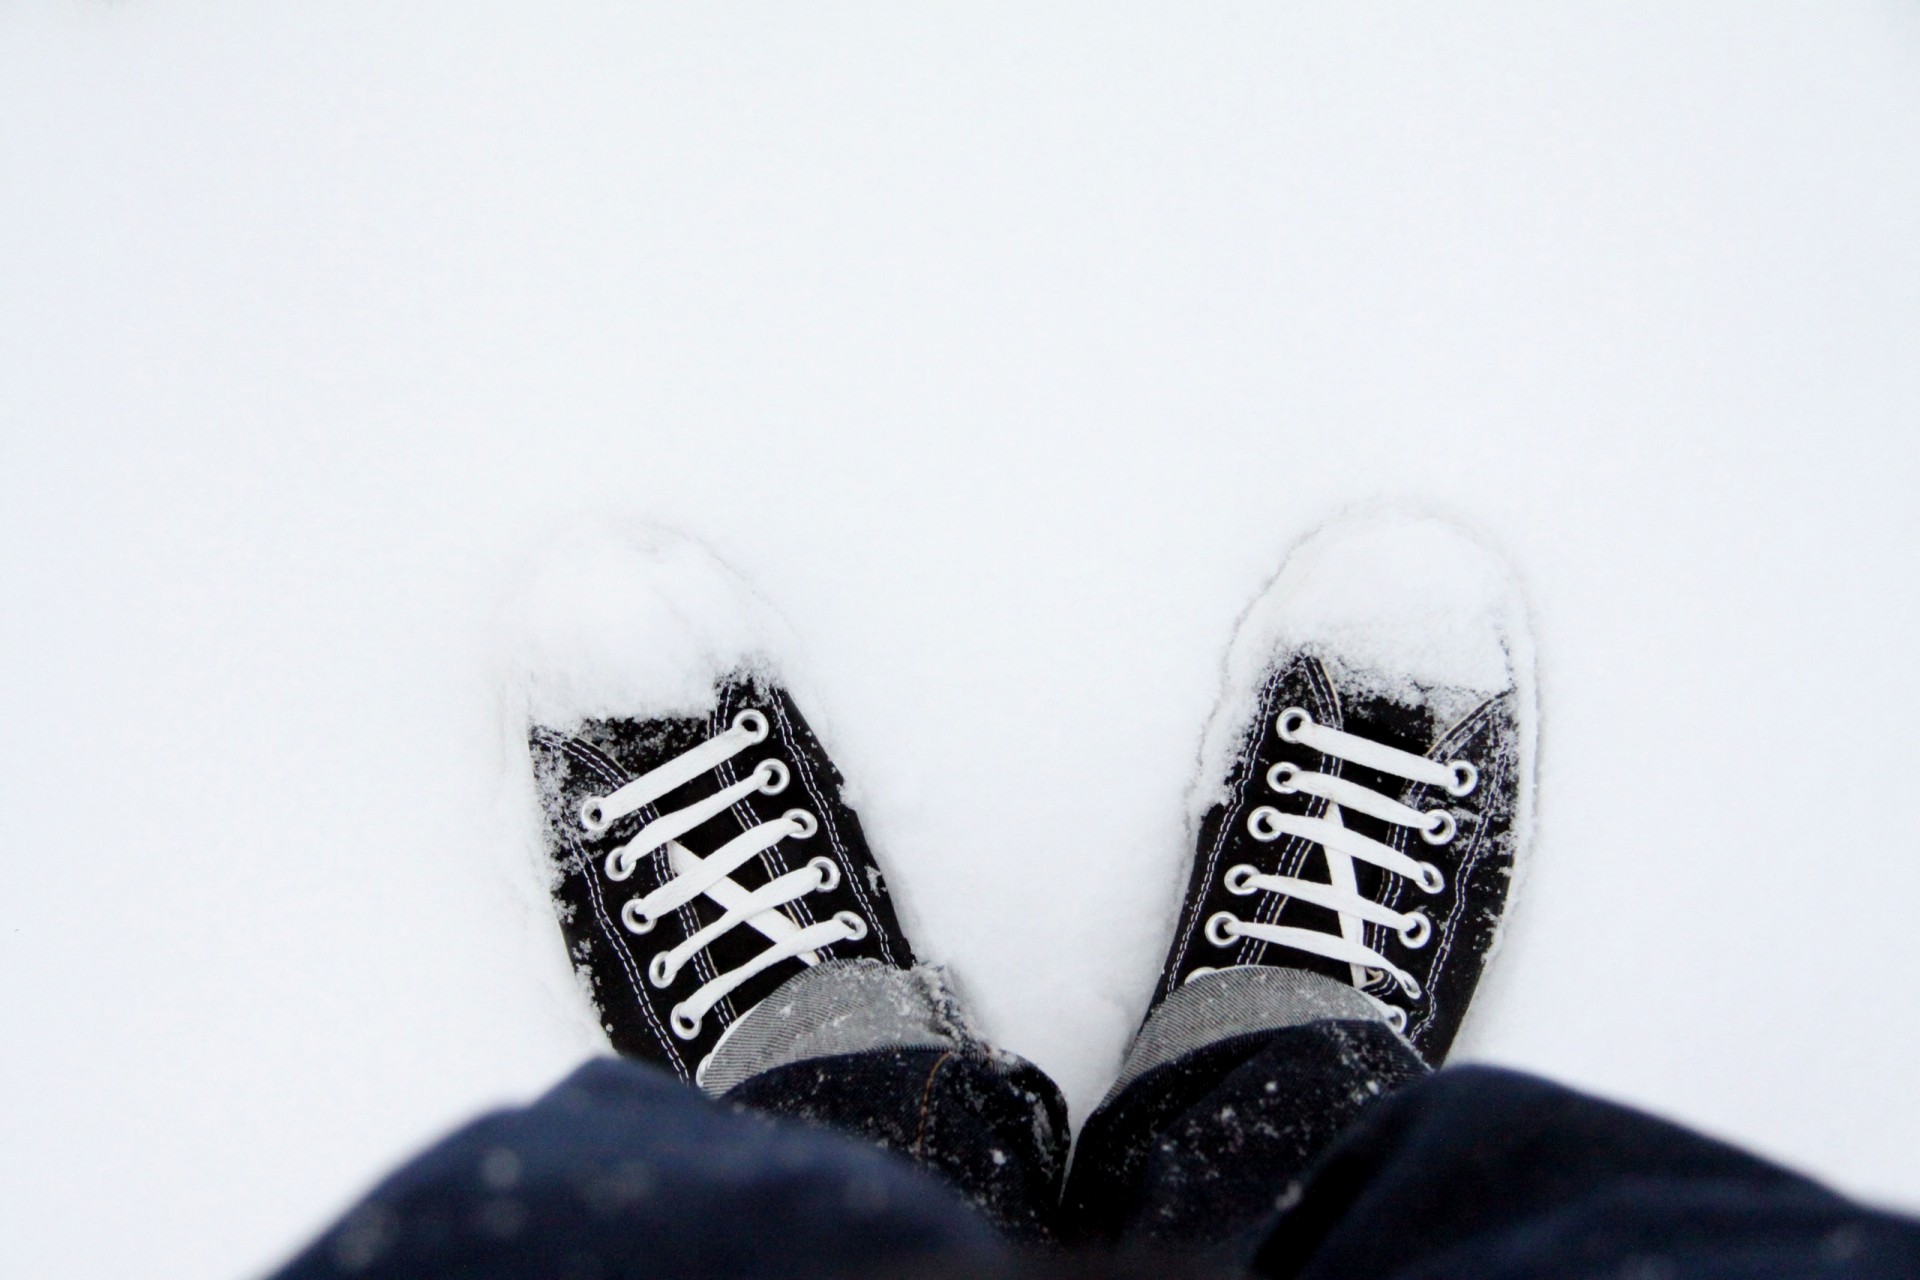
[516,534,914,1082]
[1152,510,1535,1065]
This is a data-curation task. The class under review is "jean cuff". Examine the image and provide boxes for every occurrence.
[1106,965,1390,1104]
[698,959,973,1096]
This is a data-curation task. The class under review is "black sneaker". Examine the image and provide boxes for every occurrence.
[517,534,914,1082]
[1151,510,1535,1064]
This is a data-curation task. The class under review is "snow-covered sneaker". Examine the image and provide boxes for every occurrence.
[1151,510,1535,1064]
[517,534,915,1082]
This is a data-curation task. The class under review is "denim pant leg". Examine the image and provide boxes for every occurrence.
[268,961,1068,1278]
[1064,967,1426,1259]
[1252,1065,1920,1280]
[1065,967,1920,1278]
[701,959,1071,1244]
[730,1047,1069,1245]
[266,1057,1017,1280]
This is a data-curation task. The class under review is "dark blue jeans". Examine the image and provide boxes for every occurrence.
[269,1023,1920,1279]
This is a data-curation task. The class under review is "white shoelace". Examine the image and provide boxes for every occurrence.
[579,708,867,1040]
[1205,706,1478,1031]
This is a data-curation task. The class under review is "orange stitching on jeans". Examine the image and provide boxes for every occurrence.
[913,1051,955,1160]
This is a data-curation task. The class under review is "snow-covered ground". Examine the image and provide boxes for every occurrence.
[5,3,1920,1277]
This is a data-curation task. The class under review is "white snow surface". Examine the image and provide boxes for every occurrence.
[505,526,797,728]
[5,4,1920,1278]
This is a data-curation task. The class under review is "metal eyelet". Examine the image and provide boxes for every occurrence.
[620,898,657,934]
[1266,761,1301,794]
[1398,911,1432,949]
[1223,864,1261,896]
[580,797,611,834]
[733,708,770,742]
[1420,809,1456,846]
[1205,911,1241,948]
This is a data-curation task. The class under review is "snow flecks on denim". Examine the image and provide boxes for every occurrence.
[1065,1014,1428,1254]
[729,1043,1070,1246]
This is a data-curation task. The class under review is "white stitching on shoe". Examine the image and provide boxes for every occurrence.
[770,702,899,967]
[1395,698,1504,1043]
[547,734,689,1076]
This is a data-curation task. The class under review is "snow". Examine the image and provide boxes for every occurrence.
[3,3,1920,1278]
[504,527,796,729]
[1193,506,1530,828]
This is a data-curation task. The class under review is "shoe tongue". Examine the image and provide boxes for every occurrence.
[1318,648,1507,743]
[571,712,716,783]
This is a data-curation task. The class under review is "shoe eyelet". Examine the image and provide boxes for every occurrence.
[580,797,611,834]
[620,899,657,934]
[1247,806,1286,842]
[670,1005,702,1040]
[1275,707,1312,743]
[808,856,841,892]
[755,758,790,795]
[1205,911,1241,948]
[783,809,818,839]
[1445,760,1478,798]
[833,911,868,942]
[1414,862,1445,894]
[648,954,676,988]
[1397,911,1432,949]
[1420,809,1456,846]
[1223,864,1261,896]
[733,708,770,742]
[1265,761,1301,794]
[604,850,635,882]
